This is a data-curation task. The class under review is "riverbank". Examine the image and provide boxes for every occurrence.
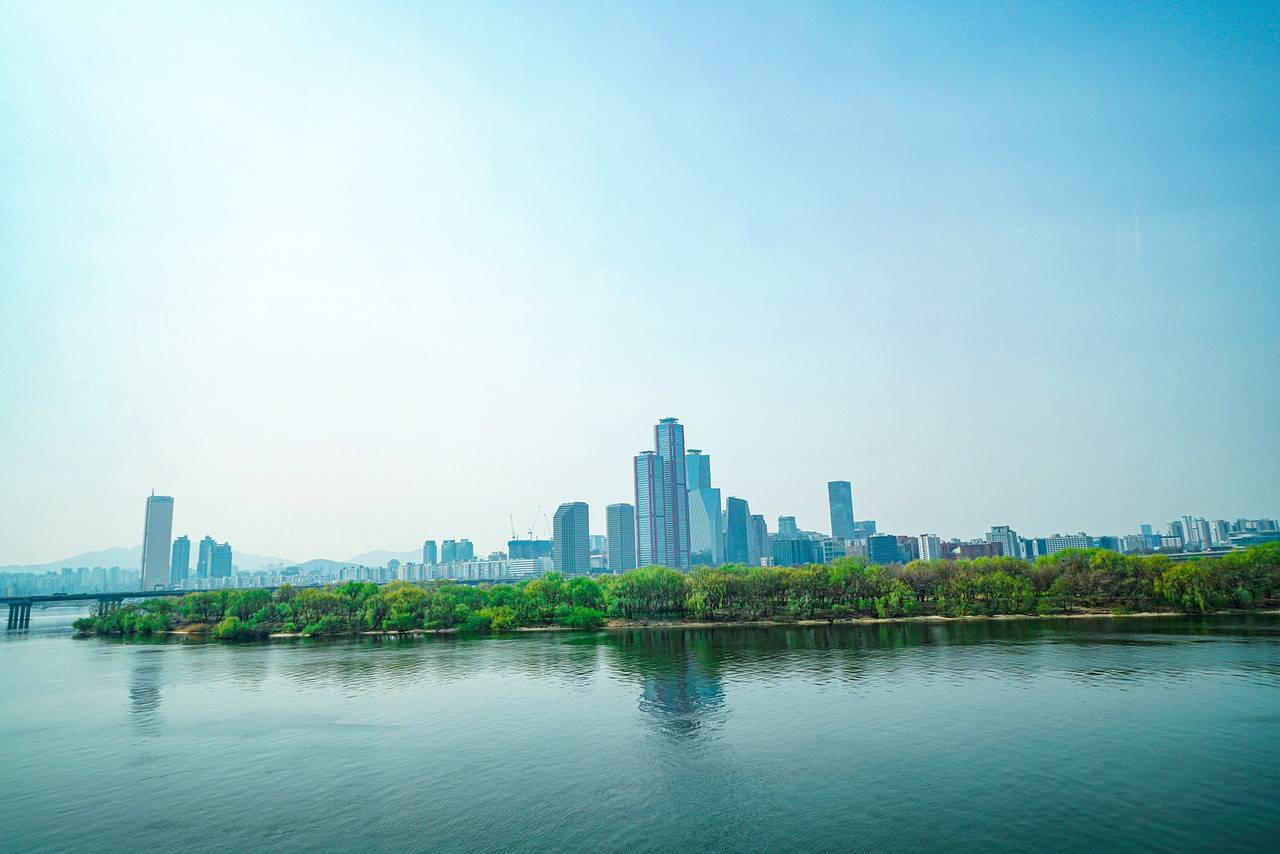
[605,608,1280,631]
[148,607,1280,640]
[70,546,1280,640]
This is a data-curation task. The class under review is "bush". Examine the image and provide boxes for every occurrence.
[458,612,493,635]
[554,606,605,629]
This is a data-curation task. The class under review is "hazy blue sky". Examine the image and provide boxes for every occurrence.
[1,1,1277,564]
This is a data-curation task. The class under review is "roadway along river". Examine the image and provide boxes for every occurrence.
[2,608,1278,851]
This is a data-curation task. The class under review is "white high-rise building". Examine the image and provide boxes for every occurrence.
[918,534,943,561]
[140,494,174,590]
[986,525,1021,559]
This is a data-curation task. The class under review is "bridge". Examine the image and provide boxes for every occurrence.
[1,577,550,630]
[1,589,187,630]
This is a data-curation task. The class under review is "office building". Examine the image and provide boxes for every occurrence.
[606,503,637,573]
[169,535,190,586]
[653,418,691,569]
[685,449,712,491]
[828,480,855,540]
[1045,533,1093,555]
[918,534,942,561]
[749,515,768,566]
[684,448,723,566]
[589,534,607,553]
[211,542,233,578]
[140,494,174,591]
[508,539,554,560]
[724,497,751,564]
[986,525,1020,559]
[634,451,668,566]
[196,535,216,579]
[688,487,723,565]
[771,536,820,567]
[442,539,474,564]
[778,516,800,538]
[422,540,437,565]
[867,534,901,565]
[553,502,590,574]
[851,520,878,540]
[441,540,458,564]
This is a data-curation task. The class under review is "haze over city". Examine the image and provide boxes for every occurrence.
[2,1,1277,565]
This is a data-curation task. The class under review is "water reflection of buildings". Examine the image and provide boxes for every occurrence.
[611,631,725,738]
[129,651,163,735]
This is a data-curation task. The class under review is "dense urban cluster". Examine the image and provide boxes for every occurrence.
[71,543,1280,639]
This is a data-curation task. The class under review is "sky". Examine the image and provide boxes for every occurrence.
[1,1,1277,565]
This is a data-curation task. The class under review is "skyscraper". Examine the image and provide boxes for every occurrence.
[634,450,667,566]
[685,449,722,565]
[685,449,712,491]
[422,540,437,565]
[688,487,724,565]
[724,497,751,564]
[169,535,191,586]
[606,503,637,573]
[211,542,233,578]
[777,516,800,538]
[458,539,475,562]
[553,502,590,574]
[197,535,215,578]
[653,418,690,569]
[828,480,855,540]
[441,539,458,564]
[749,515,768,566]
[918,534,942,561]
[140,494,174,590]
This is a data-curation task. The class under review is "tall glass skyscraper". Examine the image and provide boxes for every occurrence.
[653,418,690,569]
[422,540,437,565]
[685,449,722,565]
[634,451,667,566]
[748,514,768,566]
[140,494,174,591]
[606,503,637,573]
[553,502,590,574]
[827,480,855,540]
[197,535,215,578]
[169,535,190,586]
[724,497,751,564]
[685,449,712,491]
[211,542,233,578]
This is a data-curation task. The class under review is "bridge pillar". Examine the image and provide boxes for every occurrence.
[7,602,31,630]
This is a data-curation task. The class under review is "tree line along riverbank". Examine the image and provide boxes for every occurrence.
[71,544,1280,640]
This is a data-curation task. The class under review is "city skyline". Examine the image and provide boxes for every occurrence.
[2,3,1278,565]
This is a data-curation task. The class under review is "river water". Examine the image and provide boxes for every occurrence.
[2,607,1278,852]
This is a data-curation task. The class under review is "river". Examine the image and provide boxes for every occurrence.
[2,607,1278,851]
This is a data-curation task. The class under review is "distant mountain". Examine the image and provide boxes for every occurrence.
[0,545,294,574]
[342,549,421,567]
[0,545,143,574]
